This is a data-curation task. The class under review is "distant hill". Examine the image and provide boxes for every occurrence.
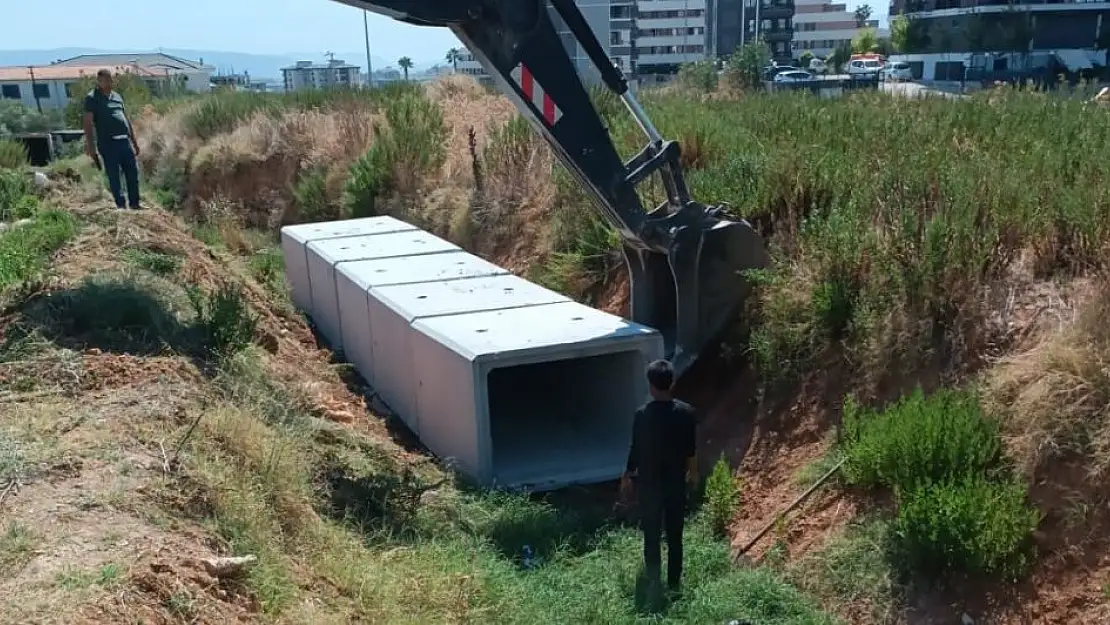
[0,47,441,82]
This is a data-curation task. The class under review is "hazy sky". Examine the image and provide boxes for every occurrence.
[1,0,885,61]
[0,0,463,64]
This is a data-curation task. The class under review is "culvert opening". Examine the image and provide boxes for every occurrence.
[486,350,644,490]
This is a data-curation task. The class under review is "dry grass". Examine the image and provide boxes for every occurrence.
[983,277,1110,483]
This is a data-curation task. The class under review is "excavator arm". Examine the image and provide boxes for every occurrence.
[331,0,768,377]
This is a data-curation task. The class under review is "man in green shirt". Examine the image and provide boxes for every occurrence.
[83,69,142,210]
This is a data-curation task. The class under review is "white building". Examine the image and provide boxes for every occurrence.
[0,63,180,112]
[51,52,213,93]
[791,0,886,59]
[281,59,362,92]
[634,0,709,81]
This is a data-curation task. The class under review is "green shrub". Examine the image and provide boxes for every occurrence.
[342,140,391,218]
[893,475,1039,580]
[187,282,257,357]
[342,90,447,217]
[0,140,28,170]
[0,210,78,289]
[292,166,331,221]
[0,169,36,221]
[123,247,182,276]
[704,454,740,537]
[677,59,720,92]
[0,99,61,135]
[840,387,1003,494]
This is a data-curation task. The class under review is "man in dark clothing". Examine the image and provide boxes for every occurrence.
[83,69,142,210]
[621,358,699,594]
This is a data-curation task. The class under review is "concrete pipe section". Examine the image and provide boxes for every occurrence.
[281,216,664,492]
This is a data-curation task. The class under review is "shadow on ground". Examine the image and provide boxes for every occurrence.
[4,276,204,359]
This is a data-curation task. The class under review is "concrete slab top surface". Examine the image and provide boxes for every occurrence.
[308,230,460,265]
[373,273,571,321]
[280,216,416,243]
[413,300,660,361]
[340,250,509,290]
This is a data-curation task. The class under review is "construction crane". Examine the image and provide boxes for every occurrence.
[329,0,769,378]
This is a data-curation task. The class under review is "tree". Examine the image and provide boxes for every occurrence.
[890,13,910,53]
[723,39,771,90]
[445,48,462,71]
[799,50,815,70]
[398,56,414,80]
[829,41,853,73]
[854,4,873,28]
[852,27,880,54]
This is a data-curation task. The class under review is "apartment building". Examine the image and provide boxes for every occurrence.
[792,0,882,58]
[633,0,710,80]
[887,0,1108,81]
[281,59,362,92]
[710,0,795,63]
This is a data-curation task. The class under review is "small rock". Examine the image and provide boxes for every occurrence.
[33,171,49,187]
[202,554,258,578]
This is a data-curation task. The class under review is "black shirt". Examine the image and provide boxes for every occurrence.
[84,89,131,148]
[626,398,698,486]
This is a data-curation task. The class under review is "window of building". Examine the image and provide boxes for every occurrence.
[32,83,49,99]
[611,31,622,45]
[64,82,76,97]
[1,84,20,99]
[610,5,631,19]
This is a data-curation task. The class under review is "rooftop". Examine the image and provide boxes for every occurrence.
[0,64,164,82]
[51,52,212,71]
[283,59,360,71]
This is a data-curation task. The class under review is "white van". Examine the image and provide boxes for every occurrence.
[808,58,828,74]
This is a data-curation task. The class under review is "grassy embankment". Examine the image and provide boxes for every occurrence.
[1,76,1109,622]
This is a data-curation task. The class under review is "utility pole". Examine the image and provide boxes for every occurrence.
[363,10,374,87]
[28,66,43,113]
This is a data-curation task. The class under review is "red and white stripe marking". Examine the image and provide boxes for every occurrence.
[510,63,563,127]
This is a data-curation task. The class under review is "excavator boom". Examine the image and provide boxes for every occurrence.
[331,0,768,377]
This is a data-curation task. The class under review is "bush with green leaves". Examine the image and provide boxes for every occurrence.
[723,39,771,90]
[840,387,1003,494]
[0,169,37,221]
[678,59,720,92]
[0,99,62,136]
[0,140,29,170]
[342,90,447,217]
[187,282,257,357]
[293,166,331,221]
[704,453,740,537]
[893,474,1039,580]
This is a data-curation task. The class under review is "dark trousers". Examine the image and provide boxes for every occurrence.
[640,478,687,589]
[98,139,140,209]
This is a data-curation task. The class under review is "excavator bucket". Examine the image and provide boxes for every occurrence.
[625,215,769,378]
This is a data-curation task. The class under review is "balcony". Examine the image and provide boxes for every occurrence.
[760,1,796,18]
[761,28,795,42]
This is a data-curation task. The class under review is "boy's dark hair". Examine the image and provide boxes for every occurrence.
[646,359,675,391]
[97,69,112,78]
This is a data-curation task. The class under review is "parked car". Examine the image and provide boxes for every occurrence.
[762,65,802,81]
[881,61,913,82]
[808,58,828,74]
[773,70,814,83]
[846,58,884,77]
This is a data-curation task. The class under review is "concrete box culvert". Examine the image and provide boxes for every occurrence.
[305,230,460,352]
[279,216,417,313]
[367,273,571,433]
[335,251,509,389]
[410,301,663,491]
